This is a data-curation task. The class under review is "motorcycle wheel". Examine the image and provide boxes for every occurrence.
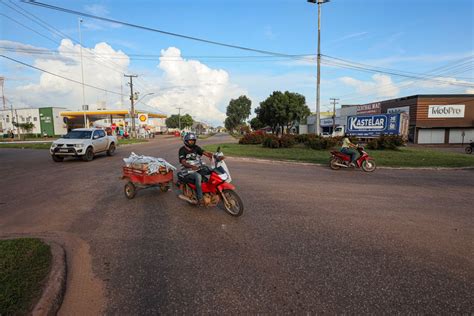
[362,159,376,172]
[329,157,342,170]
[466,147,472,154]
[221,189,244,217]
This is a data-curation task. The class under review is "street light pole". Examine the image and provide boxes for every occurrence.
[78,18,87,127]
[176,107,183,131]
[124,74,138,138]
[308,0,329,135]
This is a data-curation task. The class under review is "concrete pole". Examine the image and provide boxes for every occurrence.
[316,2,322,136]
[78,18,87,127]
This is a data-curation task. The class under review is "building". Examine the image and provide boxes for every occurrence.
[340,95,474,144]
[0,107,67,136]
[380,94,474,144]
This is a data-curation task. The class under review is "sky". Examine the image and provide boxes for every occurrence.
[1,0,473,126]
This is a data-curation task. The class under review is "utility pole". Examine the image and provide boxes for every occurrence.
[176,107,183,131]
[330,98,339,134]
[78,18,87,127]
[0,77,6,110]
[124,74,138,138]
[308,0,330,135]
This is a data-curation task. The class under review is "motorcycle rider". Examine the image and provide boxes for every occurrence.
[178,132,213,206]
[340,133,359,167]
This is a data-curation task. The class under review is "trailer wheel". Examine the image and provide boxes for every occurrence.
[124,182,136,199]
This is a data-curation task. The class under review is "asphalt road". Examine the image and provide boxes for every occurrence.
[1,133,473,314]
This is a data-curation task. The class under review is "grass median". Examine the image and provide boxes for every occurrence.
[203,143,474,168]
[0,238,52,315]
[0,138,148,149]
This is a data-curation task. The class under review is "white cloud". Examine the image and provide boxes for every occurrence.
[340,74,400,99]
[147,47,246,125]
[11,39,129,110]
[466,88,474,94]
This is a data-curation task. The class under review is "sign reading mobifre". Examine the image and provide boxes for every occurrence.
[428,105,465,118]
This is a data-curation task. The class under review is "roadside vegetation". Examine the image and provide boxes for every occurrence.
[203,143,474,168]
[0,138,147,149]
[0,238,52,315]
[0,142,52,149]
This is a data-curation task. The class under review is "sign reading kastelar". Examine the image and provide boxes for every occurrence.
[349,115,387,130]
[428,105,465,118]
[347,114,402,137]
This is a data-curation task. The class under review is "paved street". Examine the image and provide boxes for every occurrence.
[1,134,473,314]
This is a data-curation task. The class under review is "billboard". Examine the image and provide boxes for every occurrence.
[387,106,410,114]
[347,114,403,137]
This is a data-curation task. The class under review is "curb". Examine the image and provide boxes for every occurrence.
[32,240,67,316]
[226,156,474,171]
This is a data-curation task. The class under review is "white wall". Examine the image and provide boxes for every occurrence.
[0,108,41,134]
[52,108,68,135]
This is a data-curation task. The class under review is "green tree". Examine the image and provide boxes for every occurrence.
[165,114,194,129]
[250,117,264,130]
[255,91,310,135]
[225,95,252,132]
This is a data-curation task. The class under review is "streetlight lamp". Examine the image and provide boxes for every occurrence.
[308,0,330,135]
[135,92,155,105]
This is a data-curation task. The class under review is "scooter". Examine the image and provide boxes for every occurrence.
[465,141,473,154]
[329,146,376,172]
[176,147,244,217]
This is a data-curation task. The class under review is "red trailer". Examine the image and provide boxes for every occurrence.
[122,166,173,199]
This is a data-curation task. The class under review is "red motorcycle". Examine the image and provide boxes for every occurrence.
[329,146,376,172]
[176,147,244,217]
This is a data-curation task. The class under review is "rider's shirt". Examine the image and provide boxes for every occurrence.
[341,137,352,148]
[179,145,204,170]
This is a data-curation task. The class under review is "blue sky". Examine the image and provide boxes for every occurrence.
[1,0,473,125]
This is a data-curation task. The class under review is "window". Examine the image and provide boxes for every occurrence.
[93,130,101,139]
[33,117,38,122]
[98,130,106,138]
[6,118,9,123]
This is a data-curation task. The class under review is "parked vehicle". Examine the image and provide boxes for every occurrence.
[50,128,117,162]
[176,147,244,217]
[329,146,376,172]
[466,141,473,154]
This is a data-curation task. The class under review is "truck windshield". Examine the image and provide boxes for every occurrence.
[63,131,92,139]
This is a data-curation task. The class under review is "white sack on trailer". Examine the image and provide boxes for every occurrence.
[123,152,177,175]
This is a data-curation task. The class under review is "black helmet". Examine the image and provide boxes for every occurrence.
[184,132,197,148]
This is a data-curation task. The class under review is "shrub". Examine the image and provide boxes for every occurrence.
[366,134,405,150]
[295,134,311,144]
[239,131,264,144]
[279,134,296,148]
[262,134,280,148]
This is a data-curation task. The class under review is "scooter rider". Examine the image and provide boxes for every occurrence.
[179,132,213,205]
[340,133,359,167]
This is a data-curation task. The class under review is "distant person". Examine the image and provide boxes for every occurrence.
[340,133,359,167]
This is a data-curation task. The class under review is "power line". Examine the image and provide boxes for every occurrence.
[22,0,302,58]
[0,54,124,96]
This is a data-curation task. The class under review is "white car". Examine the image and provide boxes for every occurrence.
[50,128,117,162]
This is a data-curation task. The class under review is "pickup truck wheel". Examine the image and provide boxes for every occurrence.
[82,147,94,161]
[107,143,116,156]
[51,155,64,162]
[124,182,136,199]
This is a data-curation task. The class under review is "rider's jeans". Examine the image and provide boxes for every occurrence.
[188,172,203,200]
[341,147,358,164]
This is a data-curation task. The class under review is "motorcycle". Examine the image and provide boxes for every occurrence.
[465,141,473,154]
[329,146,376,172]
[176,147,244,217]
